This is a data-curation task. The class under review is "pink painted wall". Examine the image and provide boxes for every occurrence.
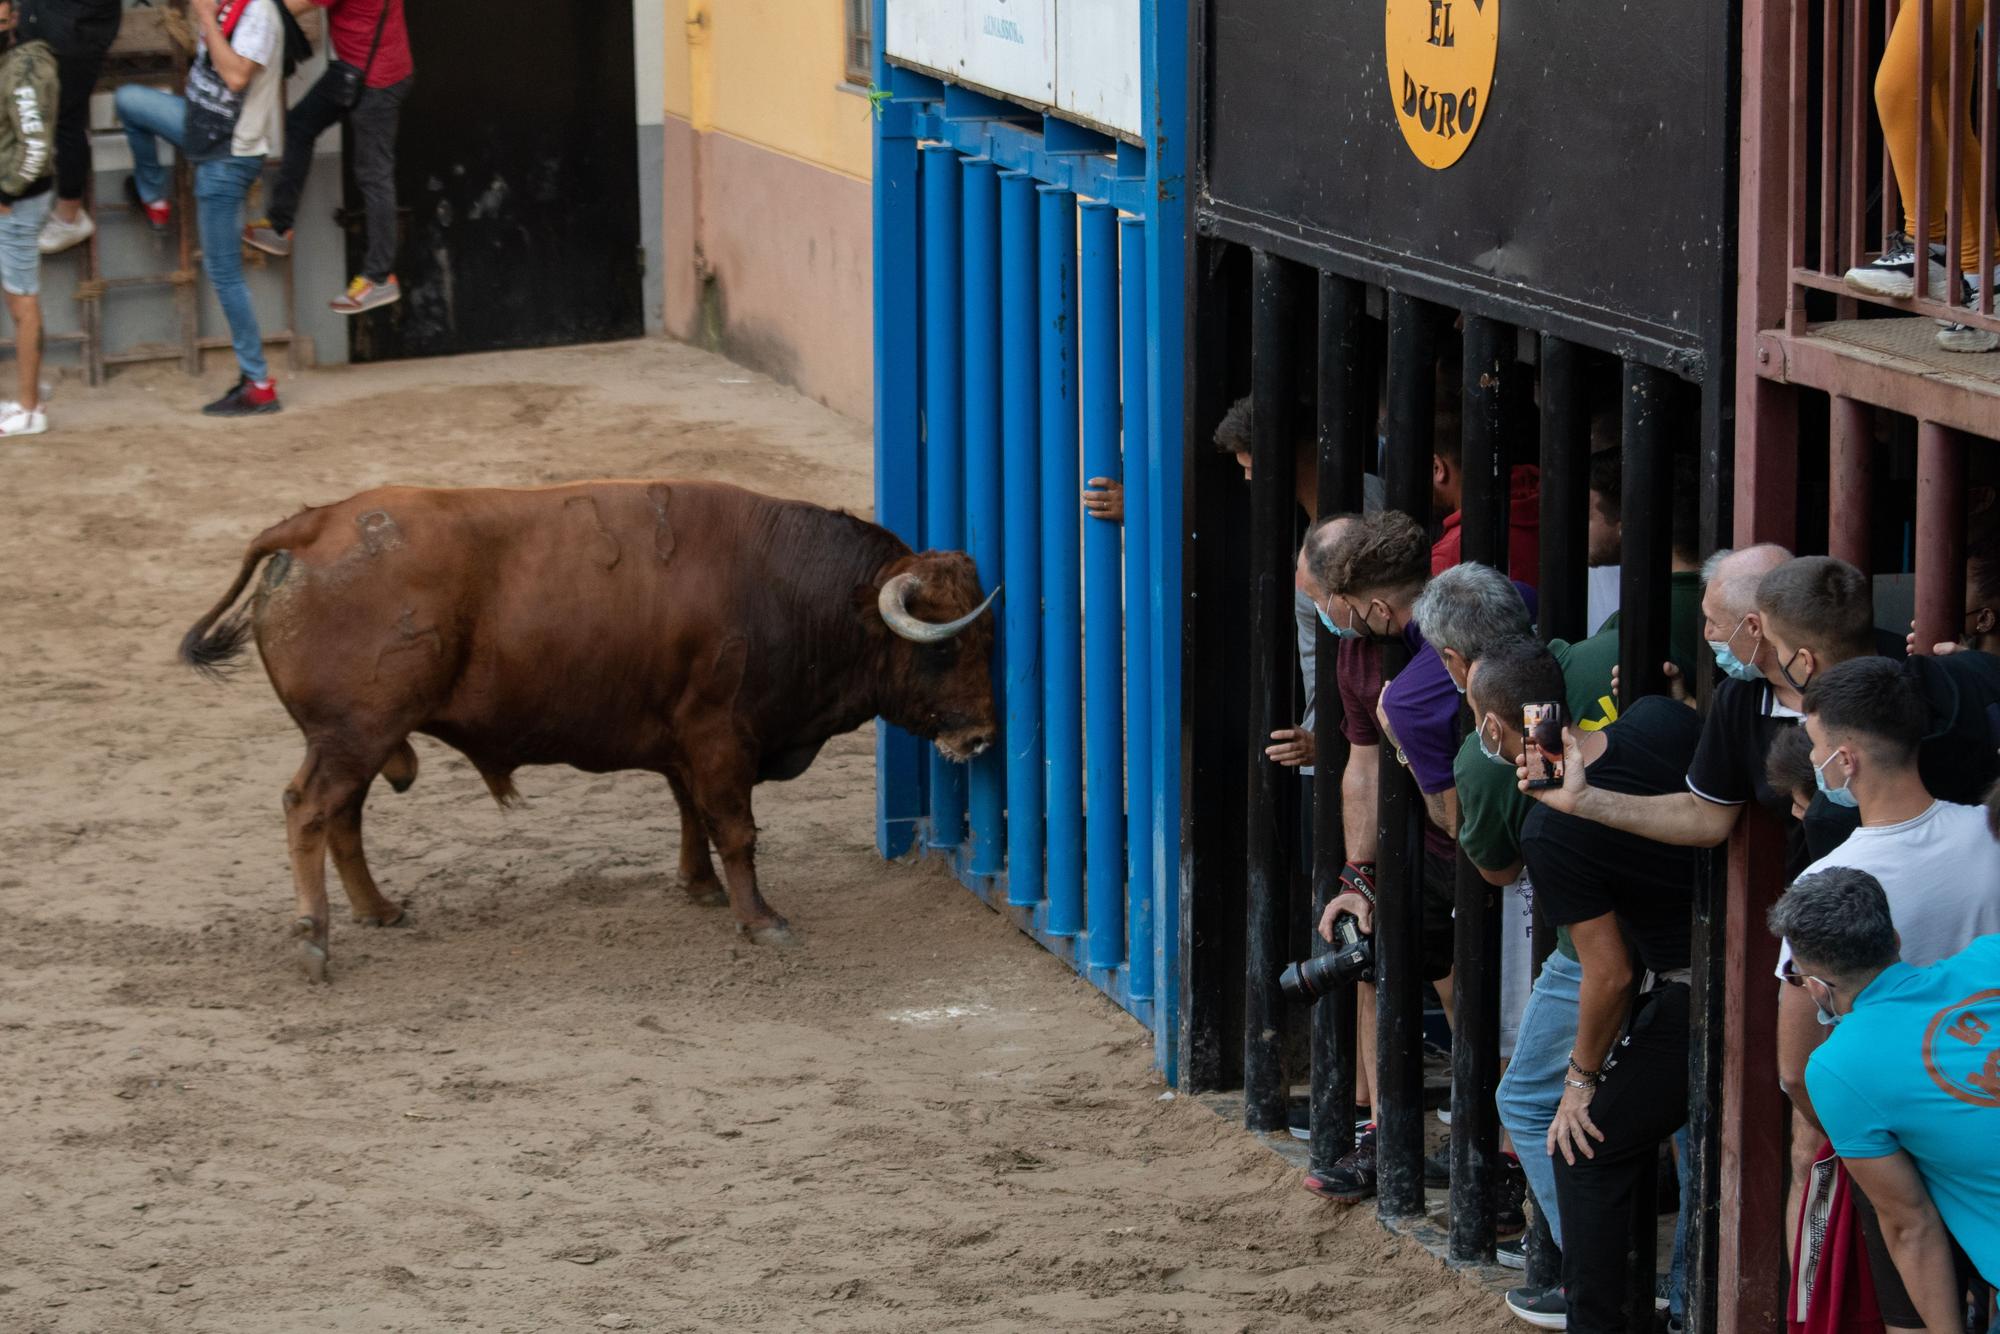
[662,117,874,424]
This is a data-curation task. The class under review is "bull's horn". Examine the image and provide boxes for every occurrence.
[878,574,1001,643]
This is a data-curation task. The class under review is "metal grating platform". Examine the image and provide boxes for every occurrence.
[1759,317,2000,439]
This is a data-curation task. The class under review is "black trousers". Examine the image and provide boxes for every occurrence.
[267,69,411,283]
[54,44,111,202]
[1553,983,1691,1334]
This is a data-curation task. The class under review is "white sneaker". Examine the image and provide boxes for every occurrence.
[1938,270,2000,352]
[0,402,49,436]
[1845,232,1950,299]
[37,209,94,255]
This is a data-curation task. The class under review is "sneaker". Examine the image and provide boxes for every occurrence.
[1437,1105,1453,1126]
[1654,1274,1674,1313]
[38,208,94,254]
[1302,1126,1377,1203]
[1937,272,2000,352]
[201,375,281,417]
[0,401,47,436]
[1496,1155,1529,1237]
[1506,1285,1568,1330]
[125,175,170,234]
[1496,1235,1528,1271]
[1844,232,1949,299]
[243,221,292,257]
[331,274,400,315]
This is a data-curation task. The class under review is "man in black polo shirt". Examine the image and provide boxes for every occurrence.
[1478,639,1703,1334]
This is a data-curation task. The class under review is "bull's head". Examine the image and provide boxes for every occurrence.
[871,551,999,762]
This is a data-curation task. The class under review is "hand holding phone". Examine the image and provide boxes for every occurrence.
[1523,701,1565,790]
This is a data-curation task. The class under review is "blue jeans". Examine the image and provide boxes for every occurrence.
[115,85,269,382]
[1497,951,1582,1250]
[1495,950,1693,1317]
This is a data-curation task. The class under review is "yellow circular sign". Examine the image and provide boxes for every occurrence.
[1385,0,1499,170]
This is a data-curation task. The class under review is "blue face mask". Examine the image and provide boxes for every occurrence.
[1813,749,1859,809]
[1318,602,1366,640]
[1708,615,1764,682]
[1476,716,1513,767]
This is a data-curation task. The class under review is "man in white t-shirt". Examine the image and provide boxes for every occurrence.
[114,0,285,417]
[1774,654,2000,1328]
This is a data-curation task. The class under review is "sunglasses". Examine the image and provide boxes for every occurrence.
[1779,958,1832,991]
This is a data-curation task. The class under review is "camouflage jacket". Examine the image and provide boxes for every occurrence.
[0,38,56,203]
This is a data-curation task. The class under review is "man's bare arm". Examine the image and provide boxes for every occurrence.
[1518,728,1741,846]
[1421,785,1459,839]
[1841,1152,1965,1334]
[1343,743,1379,863]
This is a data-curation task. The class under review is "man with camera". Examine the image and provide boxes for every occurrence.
[1298,507,1460,1203]
[1473,636,1702,1334]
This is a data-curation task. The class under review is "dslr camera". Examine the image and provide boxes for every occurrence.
[1277,911,1375,1002]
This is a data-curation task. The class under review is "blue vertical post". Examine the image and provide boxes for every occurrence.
[999,171,1044,907]
[870,40,925,860]
[1080,200,1125,971]
[1038,185,1083,940]
[921,144,967,854]
[1119,214,1155,1001]
[962,158,1006,879]
[1141,0,1187,1083]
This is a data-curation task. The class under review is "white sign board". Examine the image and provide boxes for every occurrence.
[1055,0,1141,140]
[887,0,1058,109]
[887,0,1142,141]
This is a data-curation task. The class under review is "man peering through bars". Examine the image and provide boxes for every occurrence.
[1297,508,1477,1204]
[1479,635,1703,1334]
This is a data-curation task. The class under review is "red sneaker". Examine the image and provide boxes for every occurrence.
[201,375,281,417]
[124,175,171,234]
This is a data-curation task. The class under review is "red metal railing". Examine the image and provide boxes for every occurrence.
[1786,0,2000,333]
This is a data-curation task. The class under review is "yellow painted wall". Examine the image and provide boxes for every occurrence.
[665,0,873,182]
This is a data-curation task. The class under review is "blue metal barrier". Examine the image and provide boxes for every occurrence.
[871,0,1186,1076]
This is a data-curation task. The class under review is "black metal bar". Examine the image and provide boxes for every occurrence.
[1686,847,1726,1334]
[1375,291,1434,1222]
[1619,362,1675,703]
[1244,249,1299,1134]
[1537,336,1591,646]
[1309,271,1369,1175]
[1460,315,1510,569]
[1447,314,1509,1266]
[1319,272,1370,515]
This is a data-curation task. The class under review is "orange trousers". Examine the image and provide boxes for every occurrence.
[1876,0,1997,272]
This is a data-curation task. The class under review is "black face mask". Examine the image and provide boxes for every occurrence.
[1777,647,1814,693]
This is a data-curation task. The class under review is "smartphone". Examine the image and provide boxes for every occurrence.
[1522,701,1565,789]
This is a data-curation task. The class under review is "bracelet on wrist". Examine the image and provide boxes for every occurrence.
[1563,1076,1597,1092]
[1566,1054,1602,1080]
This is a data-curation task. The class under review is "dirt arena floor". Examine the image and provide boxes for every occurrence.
[0,341,1514,1333]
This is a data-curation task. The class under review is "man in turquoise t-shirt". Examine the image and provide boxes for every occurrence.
[1771,867,2000,1330]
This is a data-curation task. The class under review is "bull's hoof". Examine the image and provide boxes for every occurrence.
[386,775,417,795]
[294,917,330,984]
[746,922,797,948]
[352,905,408,928]
[683,881,728,908]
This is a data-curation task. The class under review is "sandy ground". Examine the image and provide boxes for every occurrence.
[0,341,1514,1333]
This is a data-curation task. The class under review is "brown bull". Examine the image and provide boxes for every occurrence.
[181,480,998,981]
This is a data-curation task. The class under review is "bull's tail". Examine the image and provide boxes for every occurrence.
[179,509,327,680]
